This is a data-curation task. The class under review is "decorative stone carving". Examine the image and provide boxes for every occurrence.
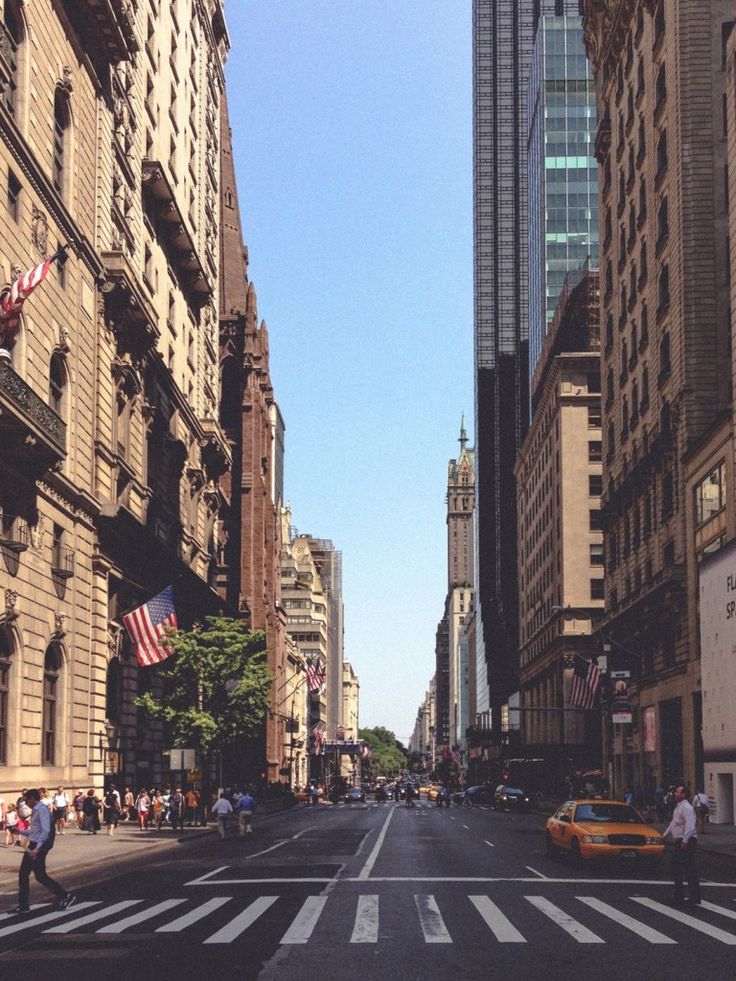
[32,205,49,256]
[53,612,67,639]
[107,622,123,657]
[10,264,22,282]
[61,65,74,93]
[56,324,71,354]
[29,519,44,551]
[4,589,18,621]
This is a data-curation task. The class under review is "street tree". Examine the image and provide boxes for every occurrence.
[359,726,407,779]
[135,616,272,788]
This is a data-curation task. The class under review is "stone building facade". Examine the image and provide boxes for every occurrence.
[0,0,232,796]
[584,0,733,796]
[516,269,603,790]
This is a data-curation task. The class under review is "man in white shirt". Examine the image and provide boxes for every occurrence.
[210,793,233,839]
[663,784,701,906]
[52,787,69,835]
[6,789,77,914]
[692,789,709,835]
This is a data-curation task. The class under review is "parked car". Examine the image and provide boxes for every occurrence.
[492,785,531,812]
[545,799,665,866]
[344,787,366,804]
[452,786,493,807]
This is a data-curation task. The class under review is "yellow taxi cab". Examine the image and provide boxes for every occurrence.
[427,785,440,802]
[545,799,665,866]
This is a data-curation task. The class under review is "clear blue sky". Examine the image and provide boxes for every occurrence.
[225,2,473,746]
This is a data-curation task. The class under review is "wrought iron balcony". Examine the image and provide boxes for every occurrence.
[59,1,138,70]
[0,358,66,476]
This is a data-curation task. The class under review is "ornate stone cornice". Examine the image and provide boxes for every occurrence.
[583,0,638,77]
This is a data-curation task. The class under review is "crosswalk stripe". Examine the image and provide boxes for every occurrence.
[699,899,736,921]
[0,902,99,938]
[631,897,736,944]
[97,899,186,934]
[351,895,379,943]
[469,896,526,942]
[414,895,452,943]
[156,898,232,932]
[45,901,142,934]
[0,903,48,923]
[577,897,676,944]
[203,896,278,944]
[525,896,605,943]
[280,896,328,944]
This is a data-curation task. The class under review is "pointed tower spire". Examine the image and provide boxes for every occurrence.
[459,414,468,451]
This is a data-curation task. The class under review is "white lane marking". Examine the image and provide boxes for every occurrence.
[0,903,49,922]
[525,896,605,943]
[186,878,333,886]
[631,897,736,944]
[280,896,328,944]
[357,808,395,880]
[577,897,676,944]
[469,896,526,942]
[700,899,736,921]
[414,895,452,943]
[484,840,495,848]
[185,866,229,886]
[342,876,736,885]
[0,903,99,938]
[351,895,379,943]
[156,897,232,932]
[203,896,278,944]
[97,899,186,933]
[245,826,315,861]
[462,825,470,830]
[45,901,142,933]
[526,867,548,880]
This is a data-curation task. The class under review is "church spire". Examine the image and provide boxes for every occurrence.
[459,414,468,451]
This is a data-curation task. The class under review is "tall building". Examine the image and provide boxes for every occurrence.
[528,13,598,379]
[516,268,602,790]
[305,537,344,741]
[473,0,583,739]
[0,0,232,794]
[446,421,475,748]
[583,0,733,796]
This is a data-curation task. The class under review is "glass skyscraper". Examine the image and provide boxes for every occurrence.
[527,15,598,381]
[472,0,582,734]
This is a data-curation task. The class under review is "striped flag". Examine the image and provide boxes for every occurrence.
[0,253,60,347]
[123,586,178,667]
[569,655,602,710]
[306,658,326,693]
[310,722,326,755]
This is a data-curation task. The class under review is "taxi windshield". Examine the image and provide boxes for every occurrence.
[574,803,645,824]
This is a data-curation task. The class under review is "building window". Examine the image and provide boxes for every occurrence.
[589,509,602,532]
[48,352,67,417]
[589,474,603,497]
[655,64,667,113]
[105,656,122,723]
[694,461,726,527]
[42,642,62,766]
[588,405,601,429]
[657,196,669,251]
[7,168,20,222]
[662,470,674,518]
[588,441,602,463]
[52,87,70,197]
[656,129,668,182]
[658,264,670,315]
[590,579,605,600]
[2,1,21,118]
[0,629,11,765]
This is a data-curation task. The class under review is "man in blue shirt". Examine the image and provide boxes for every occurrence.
[7,788,77,914]
[236,789,256,836]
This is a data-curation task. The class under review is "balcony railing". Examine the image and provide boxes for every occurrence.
[0,514,29,552]
[0,357,66,476]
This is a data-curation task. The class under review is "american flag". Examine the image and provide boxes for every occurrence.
[306,658,326,693]
[123,586,178,667]
[310,722,326,755]
[361,743,373,759]
[569,655,602,710]
[0,254,59,346]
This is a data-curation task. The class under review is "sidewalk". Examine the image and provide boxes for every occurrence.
[0,803,296,897]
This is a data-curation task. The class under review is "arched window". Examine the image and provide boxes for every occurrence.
[219,356,241,431]
[42,642,62,765]
[49,352,67,416]
[2,1,22,118]
[105,656,122,723]
[52,87,71,197]
[0,628,12,764]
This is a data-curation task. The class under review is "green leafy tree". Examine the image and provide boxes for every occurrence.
[359,726,407,779]
[135,616,272,786]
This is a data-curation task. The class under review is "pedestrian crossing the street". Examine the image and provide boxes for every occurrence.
[3,891,736,948]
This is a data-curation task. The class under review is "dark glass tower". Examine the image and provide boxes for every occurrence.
[472,0,583,735]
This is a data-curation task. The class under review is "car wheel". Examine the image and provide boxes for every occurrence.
[545,832,558,859]
[570,837,583,868]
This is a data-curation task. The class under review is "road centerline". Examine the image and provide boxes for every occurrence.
[357,807,395,880]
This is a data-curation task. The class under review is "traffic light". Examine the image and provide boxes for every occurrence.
[260,771,267,781]
[502,770,510,782]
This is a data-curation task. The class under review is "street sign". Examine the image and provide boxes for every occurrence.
[610,670,631,679]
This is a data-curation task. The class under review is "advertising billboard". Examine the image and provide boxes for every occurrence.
[699,538,736,757]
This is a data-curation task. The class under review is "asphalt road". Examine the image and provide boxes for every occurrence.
[2,799,736,980]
